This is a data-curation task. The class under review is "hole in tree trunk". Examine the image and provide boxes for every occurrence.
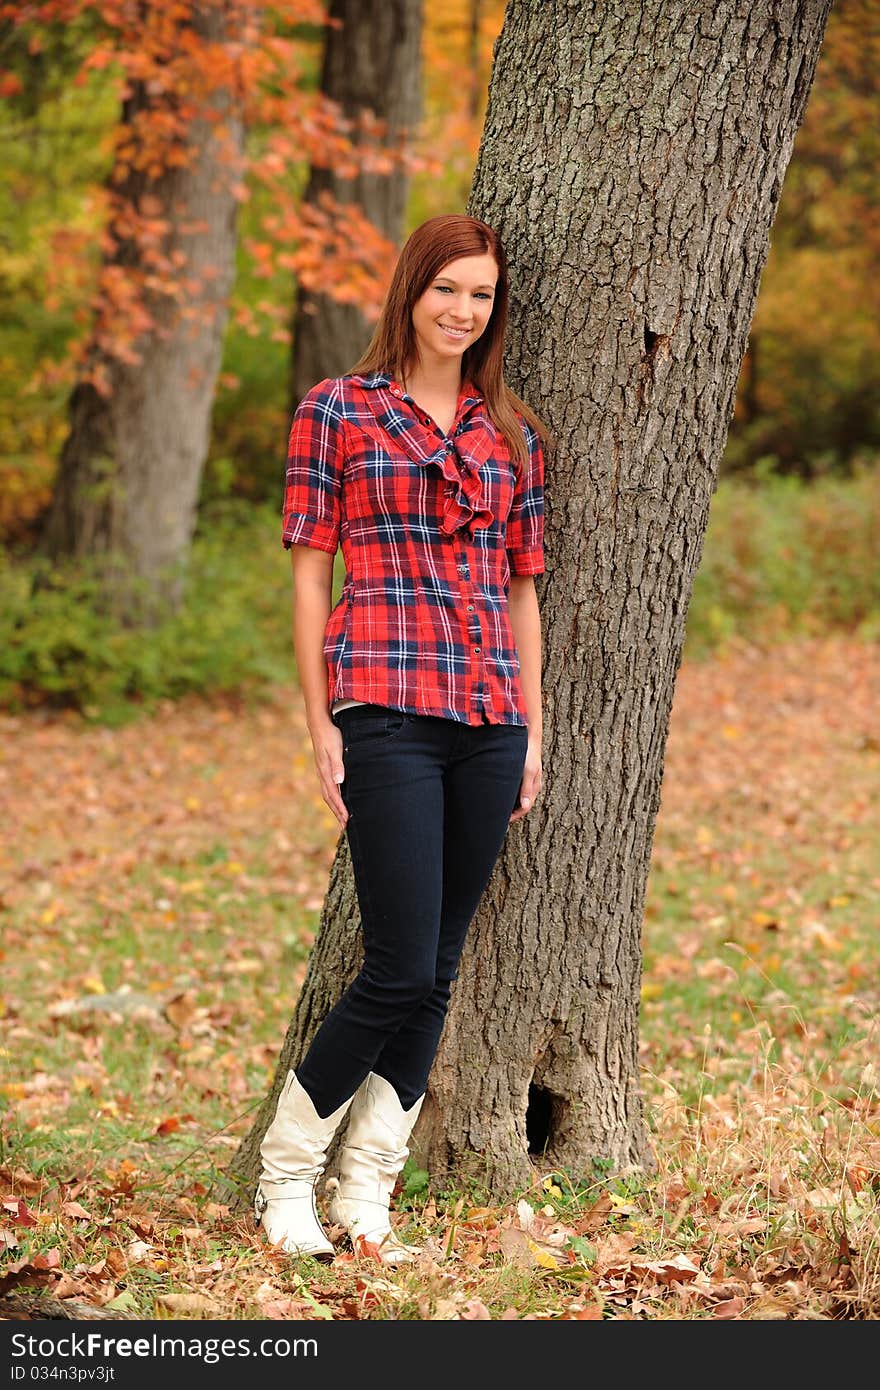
[526,1083,553,1157]
[644,326,659,355]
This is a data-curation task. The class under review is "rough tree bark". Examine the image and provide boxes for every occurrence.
[289,0,423,407]
[229,0,832,1203]
[40,3,243,620]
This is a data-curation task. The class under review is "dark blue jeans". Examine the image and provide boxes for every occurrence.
[295,705,529,1116]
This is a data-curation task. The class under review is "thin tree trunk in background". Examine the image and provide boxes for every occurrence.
[289,0,423,406]
[467,0,482,121]
[742,335,759,427]
[40,3,243,621]
[229,0,832,1204]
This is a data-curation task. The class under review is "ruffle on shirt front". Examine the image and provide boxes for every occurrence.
[425,435,495,536]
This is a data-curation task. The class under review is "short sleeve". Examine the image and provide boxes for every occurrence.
[505,419,545,576]
[281,378,346,554]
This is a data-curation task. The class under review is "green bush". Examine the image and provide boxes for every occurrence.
[685,455,880,656]
[0,500,296,723]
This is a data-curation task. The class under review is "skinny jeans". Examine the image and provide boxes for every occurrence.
[295,704,529,1116]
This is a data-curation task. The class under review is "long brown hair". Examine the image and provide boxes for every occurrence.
[349,214,551,474]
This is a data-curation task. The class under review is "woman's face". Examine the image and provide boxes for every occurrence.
[410,253,499,368]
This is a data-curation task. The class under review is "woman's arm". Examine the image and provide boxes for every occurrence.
[290,547,348,828]
[507,574,543,820]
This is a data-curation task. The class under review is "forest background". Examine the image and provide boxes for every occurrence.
[1,0,878,1322]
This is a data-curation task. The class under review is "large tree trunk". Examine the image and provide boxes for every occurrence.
[229,0,832,1203]
[40,3,243,620]
[289,0,423,405]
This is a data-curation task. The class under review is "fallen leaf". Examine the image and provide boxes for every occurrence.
[463,1206,499,1229]
[52,1273,91,1299]
[4,1198,37,1227]
[630,1253,702,1284]
[0,1249,62,1295]
[61,1201,93,1221]
[515,1198,535,1230]
[712,1296,745,1318]
[594,1231,638,1275]
[353,1234,386,1264]
[460,1298,491,1319]
[163,992,198,1029]
[0,1166,42,1197]
[499,1226,535,1268]
[156,1292,218,1316]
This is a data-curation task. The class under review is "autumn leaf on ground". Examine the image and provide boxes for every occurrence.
[3,1198,37,1228]
[630,1253,702,1285]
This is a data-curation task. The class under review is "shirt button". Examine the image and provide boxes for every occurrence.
[473,646,481,654]
[467,605,474,612]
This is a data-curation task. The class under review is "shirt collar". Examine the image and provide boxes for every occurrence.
[350,370,484,409]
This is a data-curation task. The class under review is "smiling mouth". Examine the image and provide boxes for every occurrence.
[439,325,470,338]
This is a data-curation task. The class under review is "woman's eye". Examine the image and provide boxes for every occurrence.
[434,286,492,299]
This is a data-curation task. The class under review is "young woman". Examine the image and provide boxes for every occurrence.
[255,213,549,1264]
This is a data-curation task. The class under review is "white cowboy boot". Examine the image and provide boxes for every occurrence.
[326,1072,425,1265]
[254,1070,355,1260]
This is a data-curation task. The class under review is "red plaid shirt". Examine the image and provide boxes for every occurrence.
[281,370,545,726]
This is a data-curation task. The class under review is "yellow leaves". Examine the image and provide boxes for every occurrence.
[641,982,663,1001]
[528,1240,562,1269]
[606,1192,640,1217]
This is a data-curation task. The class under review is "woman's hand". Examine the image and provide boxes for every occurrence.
[311,719,348,830]
[509,738,542,823]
